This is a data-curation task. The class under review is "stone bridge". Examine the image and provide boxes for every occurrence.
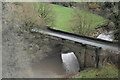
[31,27,119,70]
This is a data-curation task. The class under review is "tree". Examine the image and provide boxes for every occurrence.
[22,3,45,28]
[99,2,119,40]
[33,2,55,27]
[10,3,45,29]
[69,10,93,36]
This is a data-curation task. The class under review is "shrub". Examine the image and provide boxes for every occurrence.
[69,10,93,36]
[33,2,55,27]
[8,3,45,29]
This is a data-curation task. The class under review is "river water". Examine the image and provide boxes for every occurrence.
[31,52,79,78]
[97,31,114,41]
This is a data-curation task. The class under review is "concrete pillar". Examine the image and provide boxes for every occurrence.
[74,44,86,70]
[84,45,96,68]
[95,47,102,68]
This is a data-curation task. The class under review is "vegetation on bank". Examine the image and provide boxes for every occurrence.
[15,2,118,39]
[68,64,118,79]
[50,4,107,36]
[9,3,45,29]
[33,3,107,36]
[33,3,55,27]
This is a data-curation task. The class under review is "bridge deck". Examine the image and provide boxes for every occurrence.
[31,28,119,51]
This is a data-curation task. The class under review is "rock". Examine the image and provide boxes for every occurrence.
[98,49,120,68]
[107,21,115,30]
[61,46,70,53]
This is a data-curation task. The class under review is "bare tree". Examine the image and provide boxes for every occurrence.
[33,2,55,27]
[69,10,93,36]
[8,3,45,29]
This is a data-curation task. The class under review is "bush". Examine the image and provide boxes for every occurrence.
[73,64,118,78]
[33,2,55,27]
[8,3,45,29]
[21,3,45,28]
[69,10,93,36]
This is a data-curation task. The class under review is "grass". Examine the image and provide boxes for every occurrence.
[68,64,118,79]
[33,3,107,34]
[50,4,74,31]
[50,4,107,33]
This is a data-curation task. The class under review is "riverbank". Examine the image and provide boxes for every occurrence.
[67,63,118,79]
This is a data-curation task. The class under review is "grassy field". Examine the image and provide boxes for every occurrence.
[50,4,74,31]
[50,4,107,33]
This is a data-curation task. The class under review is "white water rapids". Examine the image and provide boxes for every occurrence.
[97,33,113,41]
[61,52,80,74]
[31,52,80,78]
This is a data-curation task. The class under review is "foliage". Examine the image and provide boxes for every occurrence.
[78,64,118,78]
[88,3,101,9]
[51,2,76,7]
[68,64,118,79]
[69,9,107,36]
[50,4,107,36]
[8,3,45,29]
[98,2,119,40]
[33,2,55,27]
[69,10,92,36]
[13,2,23,6]
[75,2,89,10]
[22,3,45,28]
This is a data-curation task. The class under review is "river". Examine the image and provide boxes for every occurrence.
[31,52,79,78]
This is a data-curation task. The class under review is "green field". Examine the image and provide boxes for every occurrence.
[50,4,107,33]
[50,4,74,31]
